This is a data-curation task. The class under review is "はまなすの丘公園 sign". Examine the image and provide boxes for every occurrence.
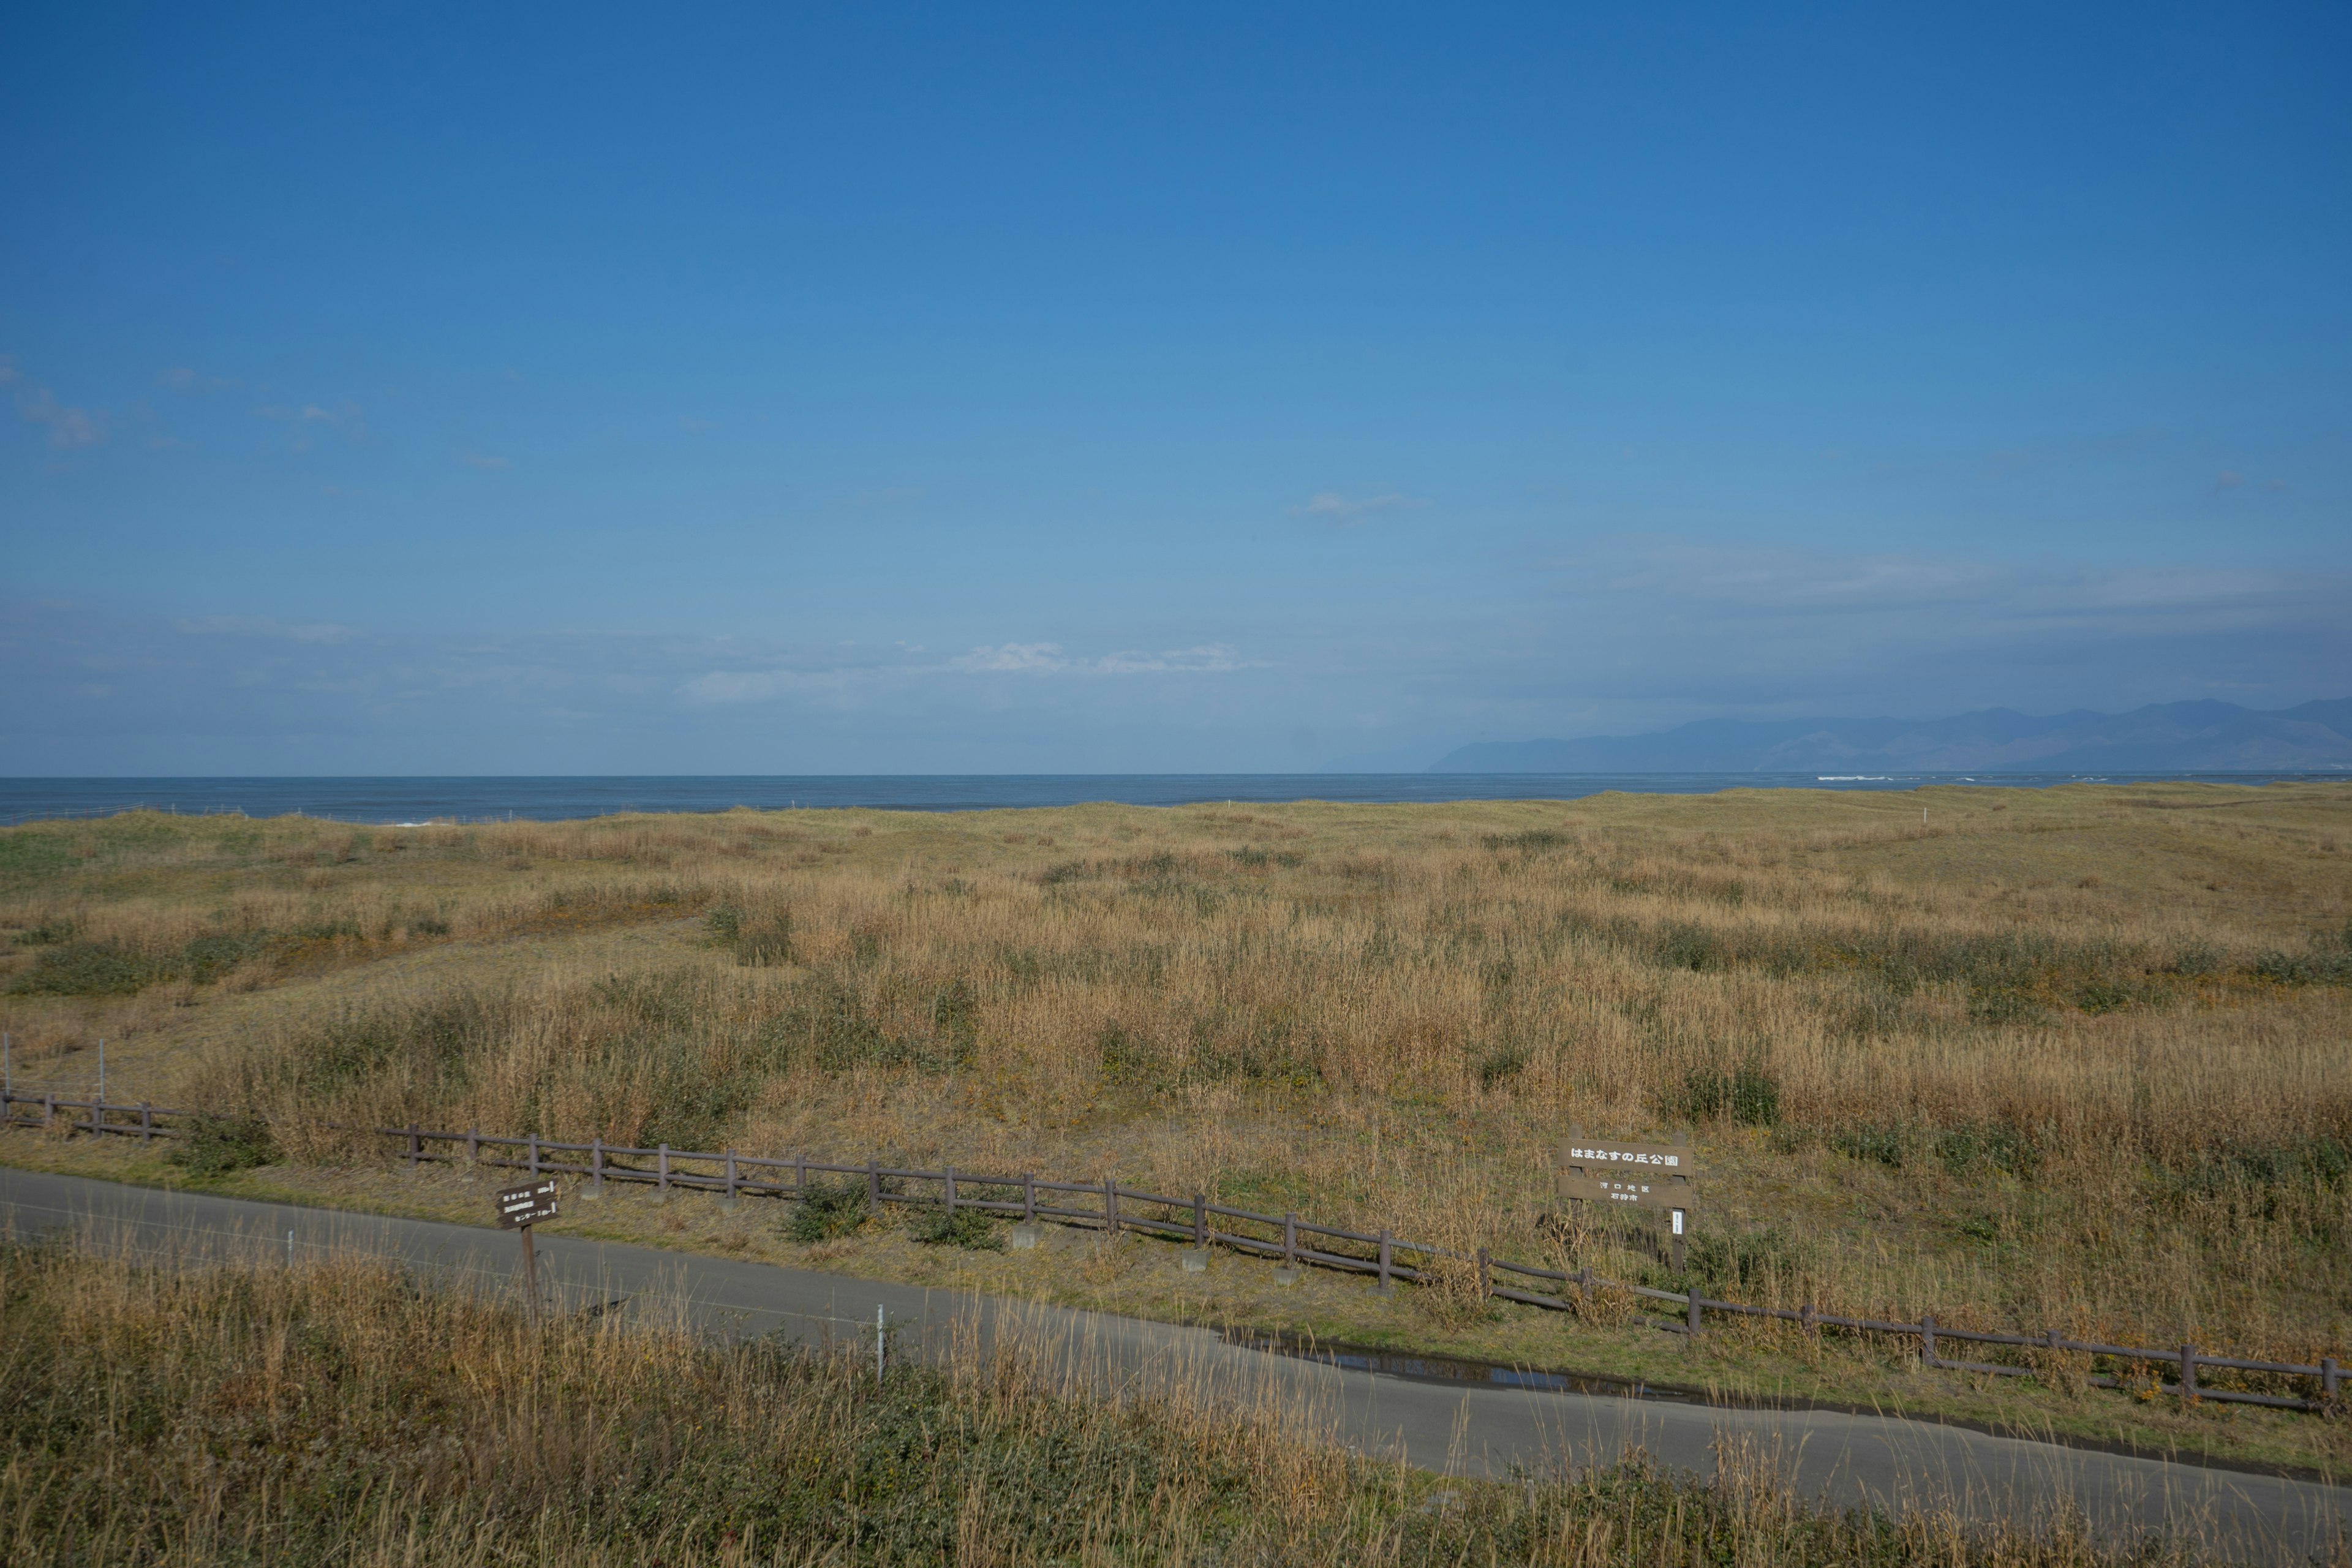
[496,1179,559,1229]
[1555,1133,1697,1210]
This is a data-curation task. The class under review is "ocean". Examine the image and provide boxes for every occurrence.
[0,771,2325,827]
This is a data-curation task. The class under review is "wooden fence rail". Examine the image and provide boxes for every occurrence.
[4,1090,2340,1415]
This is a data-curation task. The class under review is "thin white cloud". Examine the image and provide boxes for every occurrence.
[1293,491,1415,522]
[157,367,236,394]
[11,368,107,448]
[679,641,1260,706]
[258,401,363,429]
[1094,645,1251,674]
[948,641,1253,676]
[951,642,1069,673]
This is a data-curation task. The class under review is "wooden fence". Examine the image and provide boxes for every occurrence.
[4,1089,2340,1417]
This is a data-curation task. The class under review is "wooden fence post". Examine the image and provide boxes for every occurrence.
[1192,1194,1206,1247]
[2180,1344,2198,1403]
[1687,1289,1702,1335]
[1801,1302,1817,1340]
[658,1144,671,1194]
[1477,1247,1491,1297]
[1578,1265,1593,1303]
[44,1092,55,1129]
[2324,1357,2339,1401]
[945,1165,957,1215]
[867,1157,881,1210]
[406,1125,420,1168]
[1283,1212,1297,1268]
[140,1103,153,1145]
[1921,1314,1937,1366]
[528,1133,540,1178]
[1023,1174,1036,1222]
[468,1128,480,1164]
[725,1150,738,1204]
[591,1137,605,1196]
[795,1152,806,1200]
[1378,1230,1392,1290]
[1104,1178,1119,1235]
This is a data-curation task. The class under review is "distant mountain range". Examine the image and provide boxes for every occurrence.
[1427,699,2352,774]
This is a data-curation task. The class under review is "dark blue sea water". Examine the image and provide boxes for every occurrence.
[0,772,2328,826]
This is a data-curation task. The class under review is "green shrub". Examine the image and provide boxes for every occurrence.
[910,1205,1005,1251]
[1830,1123,1909,1167]
[1098,1022,1164,1086]
[1184,1009,1321,1088]
[1676,1224,1811,1295]
[2165,943,2222,977]
[2160,1136,2350,1204]
[704,903,744,943]
[1668,1063,1779,1126]
[930,978,979,1052]
[2252,947,2352,986]
[12,918,76,946]
[786,1177,870,1242]
[1480,829,1571,852]
[1649,924,1726,972]
[737,912,796,967]
[7,940,162,995]
[1967,988,2047,1025]
[168,1112,279,1177]
[1476,1044,1529,1090]
[181,930,271,982]
[2074,978,2136,1015]
[1934,1121,2040,1180]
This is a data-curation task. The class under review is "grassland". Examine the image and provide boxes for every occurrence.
[2,1237,2215,1566]
[1,783,2348,1478]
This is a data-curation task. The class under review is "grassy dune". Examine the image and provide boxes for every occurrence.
[1,1238,2198,1566]
[2,783,2348,1471]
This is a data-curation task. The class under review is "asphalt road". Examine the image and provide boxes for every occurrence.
[2,1166,2343,1562]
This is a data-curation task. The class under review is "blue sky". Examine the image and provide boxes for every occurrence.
[4,2,2346,773]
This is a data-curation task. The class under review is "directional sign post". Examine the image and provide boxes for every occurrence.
[1556,1128,1698,1270]
[495,1178,560,1327]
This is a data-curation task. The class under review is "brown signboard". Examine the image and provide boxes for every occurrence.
[1556,1134,1697,1212]
[496,1178,560,1229]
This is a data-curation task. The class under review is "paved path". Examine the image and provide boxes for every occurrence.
[2,1167,2343,1562]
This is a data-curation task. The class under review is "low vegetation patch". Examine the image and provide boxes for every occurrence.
[785,1176,872,1242]
[908,1205,1006,1250]
[164,1112,279,1177]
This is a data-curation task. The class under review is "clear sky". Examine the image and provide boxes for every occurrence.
[4,2,2346,774]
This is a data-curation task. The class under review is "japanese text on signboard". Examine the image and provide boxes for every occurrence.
[1555,1136,1697,1212]
[496,1179,560,1229]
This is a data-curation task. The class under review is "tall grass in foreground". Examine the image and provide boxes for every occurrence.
[0,1240,2205,1567]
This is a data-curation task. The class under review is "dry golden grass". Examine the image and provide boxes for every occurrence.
[2,783,2347,1380]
